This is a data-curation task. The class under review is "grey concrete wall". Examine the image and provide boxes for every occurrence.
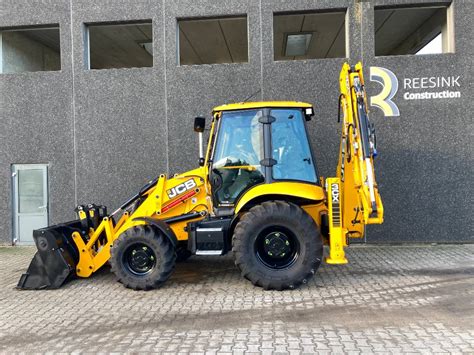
[365,0,474,242]
[0,0,472,245]
[70,0,167,210]
[0,0,76,244]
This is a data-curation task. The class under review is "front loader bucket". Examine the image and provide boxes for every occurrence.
[17,221,83,290]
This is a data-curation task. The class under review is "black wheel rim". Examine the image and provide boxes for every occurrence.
[254,226,300,269]
[123,243,157,276]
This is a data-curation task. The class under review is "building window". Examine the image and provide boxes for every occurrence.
[178,16,248,65]
[0,26,60,74]
[86,21,153,69]
[273,11,346,61]
[375,4,454,56]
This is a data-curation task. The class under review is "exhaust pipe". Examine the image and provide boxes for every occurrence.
[17,221,82,290]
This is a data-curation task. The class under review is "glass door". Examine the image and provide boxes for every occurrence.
[12,164,48,245]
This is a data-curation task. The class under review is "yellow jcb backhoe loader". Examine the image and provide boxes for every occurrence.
[18,62,383,291]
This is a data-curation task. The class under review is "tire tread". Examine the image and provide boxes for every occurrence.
[110,225,176,290]
[232,201,323,290]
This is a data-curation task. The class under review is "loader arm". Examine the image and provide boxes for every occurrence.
[326,62,384,264]
[18,170,209,289]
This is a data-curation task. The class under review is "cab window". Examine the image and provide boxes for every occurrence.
[211,110,265,205]
[271,109,317,183]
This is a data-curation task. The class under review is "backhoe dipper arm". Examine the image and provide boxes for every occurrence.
[326,62,384,265]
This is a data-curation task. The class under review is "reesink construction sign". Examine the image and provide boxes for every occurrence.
[369,66,462,117]
[402,76,461,100]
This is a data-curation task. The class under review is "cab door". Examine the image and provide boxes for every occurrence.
[210,109,265,207]
[270,108,318,183]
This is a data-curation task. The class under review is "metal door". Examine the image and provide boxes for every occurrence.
[12,164,48,245]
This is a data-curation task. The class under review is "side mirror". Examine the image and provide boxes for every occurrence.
[194,116,206,133]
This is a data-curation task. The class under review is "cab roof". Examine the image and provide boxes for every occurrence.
[212,101,313,113]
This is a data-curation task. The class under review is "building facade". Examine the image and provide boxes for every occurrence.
[0,0,472,245]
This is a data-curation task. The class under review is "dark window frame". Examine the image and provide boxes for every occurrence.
[374,2,454,57]
[177,14,249,66]
[272,8,348,62]
[0,24,61,74]
[84,19,153,70]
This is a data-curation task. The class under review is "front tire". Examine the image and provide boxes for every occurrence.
[232,201,323,290]
[110,225,176,290]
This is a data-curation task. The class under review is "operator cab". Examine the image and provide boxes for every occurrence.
[196,102,318,211]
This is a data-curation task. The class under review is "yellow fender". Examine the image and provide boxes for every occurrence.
[235,182,325,214]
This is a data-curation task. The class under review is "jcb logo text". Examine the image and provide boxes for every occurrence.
[167,179,196,199]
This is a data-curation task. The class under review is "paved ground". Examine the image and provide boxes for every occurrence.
[0,245,473,354]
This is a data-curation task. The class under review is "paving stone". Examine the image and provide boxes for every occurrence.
[0,245,472,353]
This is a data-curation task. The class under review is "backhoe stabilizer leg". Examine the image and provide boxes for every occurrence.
[325,178,348,265]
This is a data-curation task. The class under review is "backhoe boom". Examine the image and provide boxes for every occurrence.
[326,62,384,264]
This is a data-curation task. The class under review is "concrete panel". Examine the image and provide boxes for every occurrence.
[165,0,262,174]
[261,0,356,181]
[0,0,74,245]
[71,0,167,211]
[362,0,473,242]
[262,0,473,244]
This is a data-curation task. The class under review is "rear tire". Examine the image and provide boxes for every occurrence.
[110,225,176,290]
[232,201,323,290]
